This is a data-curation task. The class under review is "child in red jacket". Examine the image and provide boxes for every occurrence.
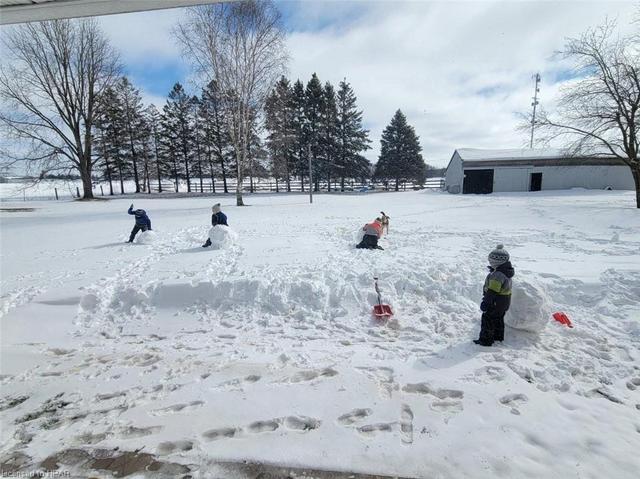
[356,218,384,250]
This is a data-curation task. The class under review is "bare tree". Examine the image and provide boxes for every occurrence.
[0,19,120,199]
[533,20,640,207]
[175,0,288,206]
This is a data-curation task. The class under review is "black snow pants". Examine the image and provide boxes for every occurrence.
[356,234,383,250]
[129,224,148,242]
[478,310,505,346]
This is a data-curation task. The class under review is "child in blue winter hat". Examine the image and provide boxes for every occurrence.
[474,244,515,346]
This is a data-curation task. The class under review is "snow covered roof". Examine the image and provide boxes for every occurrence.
[456,148,570,162]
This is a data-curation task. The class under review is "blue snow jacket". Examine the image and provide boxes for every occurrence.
[128,205,152,229]
[212,211,228,227]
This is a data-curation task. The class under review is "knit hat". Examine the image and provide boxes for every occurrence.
[488,244,509,268]
[212,203,221,214]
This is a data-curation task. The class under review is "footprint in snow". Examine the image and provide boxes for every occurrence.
[626,377,640,391]
[289,367,338,383]
[499,393,528,415]
[150,400,204,416]
[157,440,194,455]
[247,420,280,433]
[284,415,321,431]
[357,422,395,437]
[337,408,373,426]
[400,404,414,445]
[402,382,464,399]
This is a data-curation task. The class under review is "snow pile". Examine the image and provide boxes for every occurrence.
[208,225,238,249]
[136,230,157,244]
[505,280,551,332]
[353,226,365,244]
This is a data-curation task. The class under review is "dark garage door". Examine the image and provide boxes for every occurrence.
[463,169,494,194]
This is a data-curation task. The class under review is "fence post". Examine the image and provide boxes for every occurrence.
[76,186,80,198]
[100,185,104,196]
[54,188,59,200]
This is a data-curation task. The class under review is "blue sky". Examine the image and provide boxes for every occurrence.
[97,0,637,167]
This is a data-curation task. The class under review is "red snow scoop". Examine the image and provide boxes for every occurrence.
[553,311,574,328]
[373,277,393,319]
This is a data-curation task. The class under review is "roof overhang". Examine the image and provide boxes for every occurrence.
[462,157,627,168]
[0,0,225,25]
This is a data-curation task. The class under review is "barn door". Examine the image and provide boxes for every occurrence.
[463,169,494,194]
[530,172,542,191]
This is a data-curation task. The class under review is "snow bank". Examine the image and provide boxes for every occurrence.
[136,230,157,244]
[353,226,365,244]
[505,280,551,332]
[208,225,238,249]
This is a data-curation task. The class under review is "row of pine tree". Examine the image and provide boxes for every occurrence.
[94,74,429,194]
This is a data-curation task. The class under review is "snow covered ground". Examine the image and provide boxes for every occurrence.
[1,190,639,478]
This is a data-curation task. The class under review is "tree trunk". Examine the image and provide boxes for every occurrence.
[219,147,228,193]
[173,157,179,193]
[105,157,114,195]
[285,159,290,192]
[117,161,125,194]
[632,165,640,209]
[395,178,399,191]
[236,150,244,206]
[80,157,94,199]
[153,130,162,193]
[129,136,140,193]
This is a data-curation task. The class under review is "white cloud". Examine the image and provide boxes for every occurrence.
[286,0,637,166]
[97,8,185,65]
[94,0,637,167]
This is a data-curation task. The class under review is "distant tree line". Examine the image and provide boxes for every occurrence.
[0,1,431,199]
[92,73,430,195]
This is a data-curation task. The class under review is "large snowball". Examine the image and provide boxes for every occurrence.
[208,225,238,249]
[136,230,157,244]
[354,227,365,244]
[505,280,551,333]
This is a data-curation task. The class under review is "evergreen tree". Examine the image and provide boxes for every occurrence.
[374,110,426,190]
[117,77,147,193]
[265,76,295,192]
[305,73,324,191]
[319,81,338,191]
[95,86,129,194]
[200,81,232,193]
[145,105,170,193]
[161,83,195,192]
[191,95,206,193]
[336,79,371,190]
[291,79,308,191]
[247,117,268,193]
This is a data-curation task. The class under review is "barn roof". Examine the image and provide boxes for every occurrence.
[456,148,569,162]
[452,148,624,168]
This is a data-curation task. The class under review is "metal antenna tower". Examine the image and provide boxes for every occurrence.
[530,73,541,148]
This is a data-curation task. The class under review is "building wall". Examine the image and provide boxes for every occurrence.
[444,152,464,194]
[530,165,633,191]
[464,164,634,192]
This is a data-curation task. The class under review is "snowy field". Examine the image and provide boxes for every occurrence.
[1,190,639,478]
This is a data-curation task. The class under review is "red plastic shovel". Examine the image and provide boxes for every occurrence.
[553,311,574,328]
[373,276,393,319]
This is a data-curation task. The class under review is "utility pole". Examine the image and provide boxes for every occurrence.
[530,73,541,149]
[308,144,313,204]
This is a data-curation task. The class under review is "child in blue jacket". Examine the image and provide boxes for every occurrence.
[127,204,152,243]
[202,203,228,247]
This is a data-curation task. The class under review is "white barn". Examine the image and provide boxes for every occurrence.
[444,148,634,194]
